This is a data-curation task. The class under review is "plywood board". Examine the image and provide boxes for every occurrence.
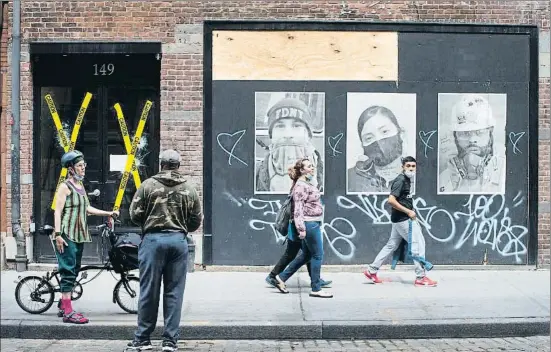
[212,30,398,81]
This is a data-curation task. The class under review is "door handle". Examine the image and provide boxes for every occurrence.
[88,189,101,197]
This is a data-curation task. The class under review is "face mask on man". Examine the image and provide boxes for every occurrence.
[404,170,415,179]
[270,142,315,175]
[363,135,403,167]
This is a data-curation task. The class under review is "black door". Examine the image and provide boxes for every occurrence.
[32,53,160,264]
[104,86,160,227]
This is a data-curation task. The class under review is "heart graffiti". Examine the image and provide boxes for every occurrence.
[418,130,436,158]
[508,131,525,155]
[216,129,248,166]
[328,132,344,157]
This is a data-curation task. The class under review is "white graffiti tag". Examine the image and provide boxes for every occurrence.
[237,192,528,263]
[335,195,456,243]
[452,195,527,263]
[247,198,285,243]
[322,217,357,261]
[334,194,527,262]
[336,194,391,225]
[239,196,358,259]
[244,197,358,259]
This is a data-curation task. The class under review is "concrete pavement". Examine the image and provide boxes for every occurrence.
[1,268,549,340]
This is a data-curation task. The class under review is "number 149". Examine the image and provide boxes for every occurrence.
[93,63,115,76]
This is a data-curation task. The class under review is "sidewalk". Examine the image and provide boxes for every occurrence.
[1,268,549,340]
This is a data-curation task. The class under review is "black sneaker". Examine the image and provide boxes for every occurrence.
[124,340,152,351]
[162,340,177,351]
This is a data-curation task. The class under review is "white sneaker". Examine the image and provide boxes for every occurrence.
[309,290,333,298]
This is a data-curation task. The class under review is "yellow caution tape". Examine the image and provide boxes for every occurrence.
[45,94,69,150]
[47,92,92,210]
[114,103,142,188]
[113,100,152,212]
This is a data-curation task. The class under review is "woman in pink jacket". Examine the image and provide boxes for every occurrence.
[274,158,333,298]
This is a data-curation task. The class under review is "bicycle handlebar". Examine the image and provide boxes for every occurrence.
[96,217,121,234]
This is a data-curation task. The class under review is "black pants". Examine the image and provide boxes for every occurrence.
[269,239,312,278]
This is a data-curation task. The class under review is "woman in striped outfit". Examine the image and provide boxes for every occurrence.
[53,150,119,324]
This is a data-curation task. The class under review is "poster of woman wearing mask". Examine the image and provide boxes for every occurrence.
[437,93,506,195]
[346,93,417,195]
[254,92,325,194]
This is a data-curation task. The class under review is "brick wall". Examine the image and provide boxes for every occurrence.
[1,0,549,266]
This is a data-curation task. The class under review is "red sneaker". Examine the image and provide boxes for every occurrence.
[414,276,438,287]
[363,270,383,284]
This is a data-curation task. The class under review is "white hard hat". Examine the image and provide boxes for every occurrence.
[450,94,496,132]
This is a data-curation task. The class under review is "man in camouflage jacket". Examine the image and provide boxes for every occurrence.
[125,149,202,352]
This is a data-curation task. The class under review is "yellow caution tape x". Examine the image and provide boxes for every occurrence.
[46,92,93,210]
[114,104,142,188]
[113,100,152,212]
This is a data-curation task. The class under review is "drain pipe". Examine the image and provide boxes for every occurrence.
[11,0,27,272]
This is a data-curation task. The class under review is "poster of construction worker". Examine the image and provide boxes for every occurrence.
[437,93,507,195]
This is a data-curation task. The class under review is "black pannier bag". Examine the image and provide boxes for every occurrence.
[108,232,141,274]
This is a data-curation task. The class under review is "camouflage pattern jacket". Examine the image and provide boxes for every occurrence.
[129,170,202,235]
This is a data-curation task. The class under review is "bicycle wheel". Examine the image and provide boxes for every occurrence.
[114,276,140,314]
[71,282,83,301]
[15,276,55,314]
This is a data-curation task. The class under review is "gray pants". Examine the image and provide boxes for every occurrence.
[135,232,189,343]
[370,219,426,278]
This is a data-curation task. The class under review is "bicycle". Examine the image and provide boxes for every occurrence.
[14,218,140,315]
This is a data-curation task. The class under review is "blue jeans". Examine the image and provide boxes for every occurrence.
[279,221,324,292]
[134,232,188,344]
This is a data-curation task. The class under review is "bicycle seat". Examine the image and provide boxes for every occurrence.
[39,225,54,236]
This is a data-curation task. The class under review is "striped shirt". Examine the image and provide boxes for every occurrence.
[61,181,91,243]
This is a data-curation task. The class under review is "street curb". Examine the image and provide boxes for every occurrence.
[16,263,545,273]
[1,318,549,340]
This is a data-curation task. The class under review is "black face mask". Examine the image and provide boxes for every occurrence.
[363,135,403,167]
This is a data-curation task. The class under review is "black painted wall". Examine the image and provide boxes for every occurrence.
[204,24,539,266]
